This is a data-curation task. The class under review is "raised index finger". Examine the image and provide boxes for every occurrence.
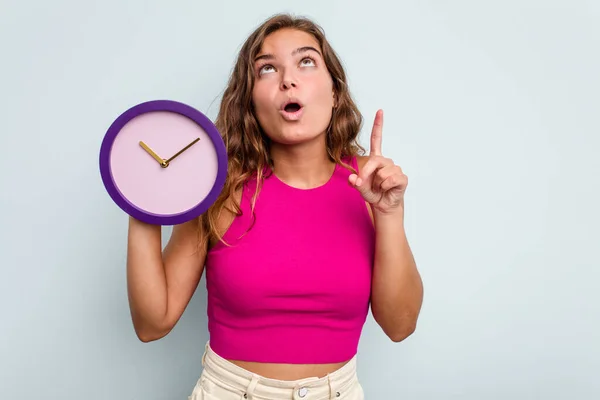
[370,109,383,156]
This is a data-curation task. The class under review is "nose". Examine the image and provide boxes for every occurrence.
[280,73,297,90]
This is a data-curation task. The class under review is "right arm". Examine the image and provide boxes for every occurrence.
[126,216,207,342]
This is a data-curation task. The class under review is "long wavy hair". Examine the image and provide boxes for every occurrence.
[197,13,365,250]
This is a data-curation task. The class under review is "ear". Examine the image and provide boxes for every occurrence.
[332,90,337,108]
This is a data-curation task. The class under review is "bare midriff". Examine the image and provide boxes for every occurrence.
[227,359,350,380]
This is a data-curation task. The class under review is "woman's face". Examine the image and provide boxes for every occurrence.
[251,28,335,146]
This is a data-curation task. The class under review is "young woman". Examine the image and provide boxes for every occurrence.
[126,13,424,400]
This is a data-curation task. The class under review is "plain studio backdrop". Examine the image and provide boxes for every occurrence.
[1,1,598,399]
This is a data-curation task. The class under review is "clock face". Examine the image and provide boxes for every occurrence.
[99,100,227,225]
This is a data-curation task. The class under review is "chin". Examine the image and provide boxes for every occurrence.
[272,128,324,145]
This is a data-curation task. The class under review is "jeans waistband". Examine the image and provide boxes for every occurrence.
[201,341,358,400]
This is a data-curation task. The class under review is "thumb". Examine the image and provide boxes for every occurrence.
[348,173,368,195]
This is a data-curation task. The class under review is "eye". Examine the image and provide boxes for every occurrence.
[258,64,275,75]
[300,57,316,67]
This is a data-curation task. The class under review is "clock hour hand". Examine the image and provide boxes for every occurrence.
[165,138,201,164]
[139,141,166,166]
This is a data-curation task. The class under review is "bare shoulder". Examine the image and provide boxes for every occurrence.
[166,182,243,254]
[208,186,244,250]
[356,155,370,170]
[353,155,374,225]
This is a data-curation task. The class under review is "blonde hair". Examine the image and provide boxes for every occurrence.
[198,13,365,250]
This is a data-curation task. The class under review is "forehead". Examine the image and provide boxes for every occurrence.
[258,28,321,56]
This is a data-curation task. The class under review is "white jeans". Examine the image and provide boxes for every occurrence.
[188,342,365,400]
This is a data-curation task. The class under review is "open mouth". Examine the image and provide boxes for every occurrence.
[280,100,304,121]
[284,102,302,113]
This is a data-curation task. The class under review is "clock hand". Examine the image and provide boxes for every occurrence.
[139,141,167,167]
[164,138,201,165]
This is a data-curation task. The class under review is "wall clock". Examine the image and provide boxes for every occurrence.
[99,100,227,225]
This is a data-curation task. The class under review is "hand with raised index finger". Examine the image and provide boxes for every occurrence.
[348,109,408,215]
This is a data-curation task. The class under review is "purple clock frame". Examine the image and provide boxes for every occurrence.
[99,100,228,226]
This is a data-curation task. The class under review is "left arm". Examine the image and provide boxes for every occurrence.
[351,110,424,342]
[370,206,423,342]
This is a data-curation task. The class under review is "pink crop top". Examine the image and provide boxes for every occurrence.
[204,156,375,364]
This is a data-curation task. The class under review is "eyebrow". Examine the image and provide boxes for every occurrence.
[254,46,322,62]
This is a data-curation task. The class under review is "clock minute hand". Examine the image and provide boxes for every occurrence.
[165,138,201,164]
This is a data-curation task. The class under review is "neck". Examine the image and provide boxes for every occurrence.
[269,134,334,189]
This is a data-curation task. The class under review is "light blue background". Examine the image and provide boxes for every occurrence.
[1,1,599,399]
